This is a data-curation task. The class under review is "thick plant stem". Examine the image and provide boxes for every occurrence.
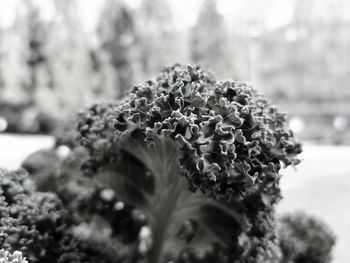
[147,178,182,263]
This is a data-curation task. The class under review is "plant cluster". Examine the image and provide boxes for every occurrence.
[2,64,335,263]
[76,64,303,262]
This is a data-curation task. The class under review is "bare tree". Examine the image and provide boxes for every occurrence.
[98,0,136,99]
[190,0,234,78]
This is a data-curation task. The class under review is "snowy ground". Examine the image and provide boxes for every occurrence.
[0,133,55,169]
[0,134,349,262]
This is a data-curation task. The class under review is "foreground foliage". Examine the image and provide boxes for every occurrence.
[0,168,116,263]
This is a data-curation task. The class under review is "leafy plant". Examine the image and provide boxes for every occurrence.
[77,64,302,262]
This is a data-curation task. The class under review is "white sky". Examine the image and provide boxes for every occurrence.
[0,0,18,28]
[0,0,294,32]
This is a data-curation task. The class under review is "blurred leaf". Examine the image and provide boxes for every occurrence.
[93,136,249,262]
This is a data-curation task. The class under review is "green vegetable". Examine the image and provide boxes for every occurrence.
[77,64,302,262]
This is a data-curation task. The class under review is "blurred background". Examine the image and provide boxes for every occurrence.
[0,0,349,262]
[0,0,350,143]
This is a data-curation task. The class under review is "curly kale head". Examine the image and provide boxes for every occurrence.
[78,64,301,203]
[76,64,303,263]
